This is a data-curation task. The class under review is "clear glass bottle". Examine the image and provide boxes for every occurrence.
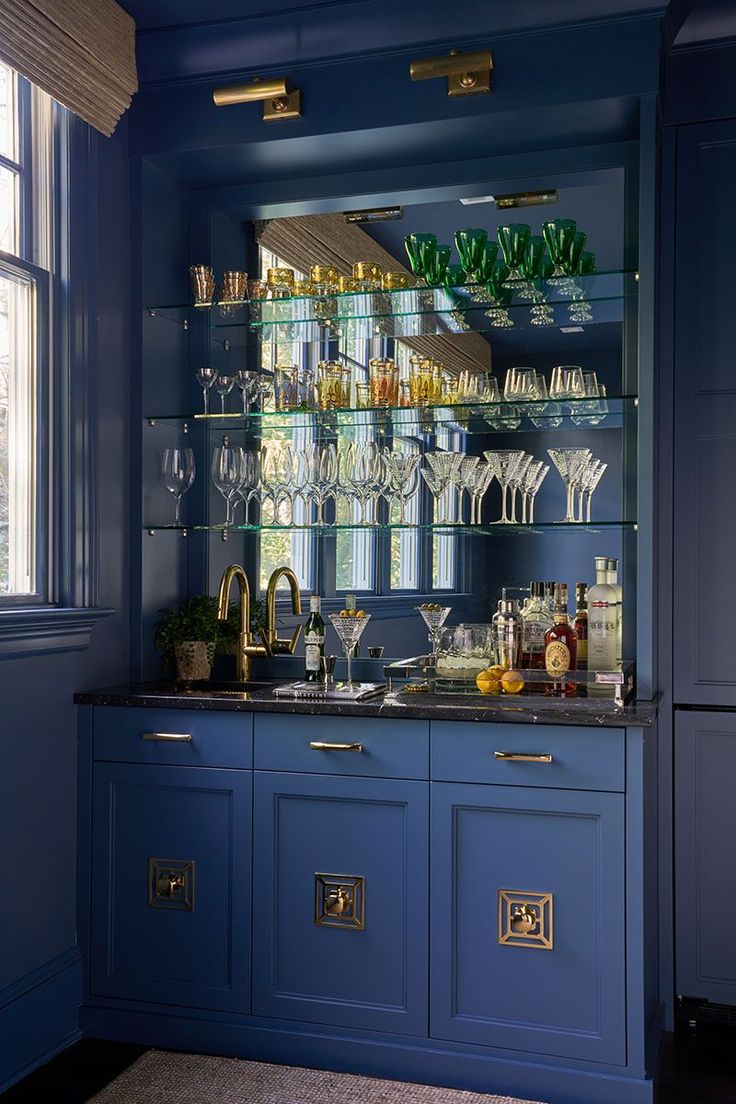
[304,595,326,682]
[588,558,618,671]
[574,582,588,671]
[606,557,623,663]
[544,581,556,613]
[544,583,578,693]
[520,581,553,669]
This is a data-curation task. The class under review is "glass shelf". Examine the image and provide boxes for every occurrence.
[145,521,637,536]
[146,271,638,340]
[146,395,638,435]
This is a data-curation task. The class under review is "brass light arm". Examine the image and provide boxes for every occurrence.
[265,566,303,655]
[217,564,271,681]
[409,48,493,97]
[212,77,302,121]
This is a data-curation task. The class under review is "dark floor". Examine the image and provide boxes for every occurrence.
[2,1029,736,1103]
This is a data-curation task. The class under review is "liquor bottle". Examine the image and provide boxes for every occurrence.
[574,583,588,670]
[544,581,556,613]
[304,595,326,682]
[588,557,618,671]
[544,584,578,691]
[520,581,553,669]
[606,557,623,663]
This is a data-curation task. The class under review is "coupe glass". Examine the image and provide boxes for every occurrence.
[454,228,488,279]
[547,447,592,523]
[542,218,578,282]
[404,233,438,279]
[384,451,421,526]
[467,460,496,524]
[213,374,235,414]
[519,460,549,524]
[497,222,531,285]
[483,450,525,524]
[234,369,259,414]
[425,244,451,287]
[415,604,451,659]
[329,612,371,690]
[194,366,218,414]
[211,445,245,526]
[162,447,196,526]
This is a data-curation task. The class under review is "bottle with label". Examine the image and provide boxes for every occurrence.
[573,582,588,671]
[606,558,623,663]
[304,595,326,682]
[588,558,618,671]
[520,581,553,669]
[544,584,578,693]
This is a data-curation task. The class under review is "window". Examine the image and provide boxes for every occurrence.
[255,246,459,601]
[0,64,52,601]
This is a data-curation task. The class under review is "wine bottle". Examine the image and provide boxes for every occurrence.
[304,595,326,682]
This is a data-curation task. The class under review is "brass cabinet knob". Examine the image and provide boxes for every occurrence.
[158,873,185,897]
[510,904,537,934]
[324,887,352,915]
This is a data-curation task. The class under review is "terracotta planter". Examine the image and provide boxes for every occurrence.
[173,640,216,681]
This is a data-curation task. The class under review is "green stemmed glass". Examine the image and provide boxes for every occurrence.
[455,228,488,279]
[404,233,438,279]
[543,218,577,283]
[518,235,546,300]
[564,230,587,276]
[569,250,596,324]
[530,255,555,326]
[424,244,451,287]
[474,240,500,283]
[577,250,596,274]
[485,262,514,328]
[497,223,531,285]
[444,263,467,289]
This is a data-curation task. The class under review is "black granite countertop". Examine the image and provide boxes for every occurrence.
[75,681,658,727]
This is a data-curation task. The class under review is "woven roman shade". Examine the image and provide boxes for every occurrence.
[0,0,137,136]
[259,214,492,376]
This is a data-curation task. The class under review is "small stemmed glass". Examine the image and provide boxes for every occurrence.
[214,374,235,414]
[162,447,196,526]
[234,370,258,414]
[415,604,452,660]
[576,458,607,522]
[483,450,525,524]
[384,451,422,526]
[520,461,549,524]
[329,612,371,691]
[211,445,244,526]
[466,461,496,524]
[194,367,218,414]
[547,447,592,523]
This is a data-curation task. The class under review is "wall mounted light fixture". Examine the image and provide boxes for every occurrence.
[410,47,493,97]
[212,77,301,121]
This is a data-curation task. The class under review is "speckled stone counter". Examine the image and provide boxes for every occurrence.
[75,681,658,727]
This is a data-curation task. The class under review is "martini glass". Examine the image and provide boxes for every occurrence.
[547,447,592,523]
[519,459,548,524]
[497,223,531,286]
[329,613,371,691]
[483,450,525,524]
[194,366,218,414]
[455,228,488,280]
[467,460,496,524]
[507,452,534,524]
[404,233,438,279]
[415,604,451,660]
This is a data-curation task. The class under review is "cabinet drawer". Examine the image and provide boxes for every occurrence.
[93,706,253,768]
[431,720,624,791]
[254,713,429,779]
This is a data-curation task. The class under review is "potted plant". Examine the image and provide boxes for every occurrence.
[154,595,267,681]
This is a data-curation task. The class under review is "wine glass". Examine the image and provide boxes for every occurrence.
[211,445,245,526]
[194,366,218,414]
[213,374,235,414]
[236,450,260,526]
[161,447,196,526]
[547,447,592,523]
[329,612,371,691]
[415,604,452,659]
[483,450,525,524]
[424,244,451,287]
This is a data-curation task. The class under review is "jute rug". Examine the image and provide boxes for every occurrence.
[90,1050,546,1104]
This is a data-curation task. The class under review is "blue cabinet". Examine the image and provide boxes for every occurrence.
[430,782,626,1064]
[676,710,736,1004]
[673,119,736,706]
[252,770,429,1035]
[90,762,251,1012]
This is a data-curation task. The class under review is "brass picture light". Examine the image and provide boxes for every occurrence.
[410,47,493,97]
[213,77,302,121]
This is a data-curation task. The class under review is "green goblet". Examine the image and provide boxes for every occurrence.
[564,230,587,276]
[519,235,546,299]
[455,228,488,278]
[474,240,500,283]
[577,250,596,274]
[497,223,531,285]
[530,254,555,326]
[424,244,451,287]
[484,261,513,327]
[543,218,577,282]
[404,233,438,279]
[444,263,467,289]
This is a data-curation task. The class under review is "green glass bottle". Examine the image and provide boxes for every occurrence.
[304,595,326,682]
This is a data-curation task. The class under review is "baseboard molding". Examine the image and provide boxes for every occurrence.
[80,1004,655,1104]
[0,948,82,1093]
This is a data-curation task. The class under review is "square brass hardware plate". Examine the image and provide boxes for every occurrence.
[315,873,365,929]
[148,858,195,911]
[498,889,553,949]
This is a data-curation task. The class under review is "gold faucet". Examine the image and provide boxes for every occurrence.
[217,564,271,681]
[265,566,303,654]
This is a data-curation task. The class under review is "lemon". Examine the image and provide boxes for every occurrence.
[476,669,501,695]
[486,664,505,682]
[501,670,525,694]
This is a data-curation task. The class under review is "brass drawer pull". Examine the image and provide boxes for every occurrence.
[142,732,193,742]
[494,750,552,763]
[310,741,364,752]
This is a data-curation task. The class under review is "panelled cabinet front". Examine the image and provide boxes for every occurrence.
[430,782,626,1064]
[252,770,429,1035]
[90,762,251,1012]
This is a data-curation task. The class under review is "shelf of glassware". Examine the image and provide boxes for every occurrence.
[145,270,638,339]
[144,521,637,536]
[145,395,638,435]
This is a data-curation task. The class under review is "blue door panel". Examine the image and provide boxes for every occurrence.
[676,711,736,1004]
[90,763,251,1012]
[252,771,428,1035]
[430,782,625,1065]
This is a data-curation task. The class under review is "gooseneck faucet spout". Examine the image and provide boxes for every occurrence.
[265,566,303,654]
[217,564,270,681]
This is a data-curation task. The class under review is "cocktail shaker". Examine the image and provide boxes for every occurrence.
[492,599,523,669]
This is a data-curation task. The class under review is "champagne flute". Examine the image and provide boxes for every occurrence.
[162,447,196,526]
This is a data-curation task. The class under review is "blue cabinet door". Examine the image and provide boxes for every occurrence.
[252,771,428,1035]
[676,710,736,1004]
[673,119,736,706]
[431,782,626,1064]
[90,762,251,1012]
